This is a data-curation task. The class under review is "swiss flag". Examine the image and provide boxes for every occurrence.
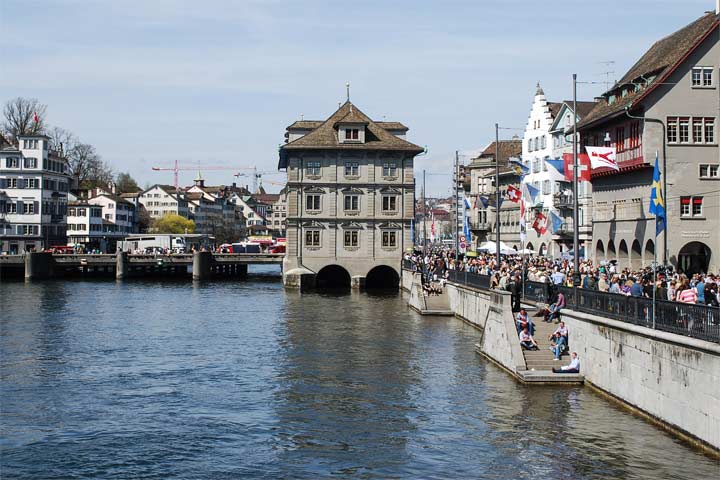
[33,111,39,124]
[562,153,591,182]
[532,212,548,235]
[506,185,522,203]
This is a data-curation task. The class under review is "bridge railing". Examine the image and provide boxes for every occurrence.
[402,264,720,344]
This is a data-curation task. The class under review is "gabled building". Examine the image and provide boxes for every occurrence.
[278,100,423,288]
[138,184,189,219]
[578,11,719,273]
[0,134,71,253]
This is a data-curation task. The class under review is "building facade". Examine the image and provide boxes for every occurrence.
[138,185,189,219]
[579,12,719,274]
[0,134,71,253]
[279,100,423,288]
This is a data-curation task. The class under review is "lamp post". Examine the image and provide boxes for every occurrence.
[572,74,581,287]
[495,123,501,268]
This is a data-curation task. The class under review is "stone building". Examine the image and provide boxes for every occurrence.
[579,12,719,274]
[278,100,423,288]
[0,134,71,253]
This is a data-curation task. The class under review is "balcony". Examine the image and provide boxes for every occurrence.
[471,221,492,232]
[50,214,64,223]
[552,223,574,238]
[553,194,574,209]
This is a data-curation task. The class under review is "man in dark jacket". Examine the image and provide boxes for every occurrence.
[509,275,522,312]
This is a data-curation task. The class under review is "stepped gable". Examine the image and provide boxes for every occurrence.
[282,101,424,153]
[580,12,719,128]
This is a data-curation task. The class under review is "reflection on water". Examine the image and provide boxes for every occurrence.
[1,268,718,479]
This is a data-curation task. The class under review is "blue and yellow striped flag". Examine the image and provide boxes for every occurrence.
[648,151,665,236]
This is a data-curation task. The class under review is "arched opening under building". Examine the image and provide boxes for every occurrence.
[644,240,655,266]
[316,265,351,289]
[678,242,711,275]
[526,242,534,252]
[631,240,643,269]
[608,240,617,261]
[595,240,605,261]
[618,240,629,268]
[539,243,547,256]
[365,265,400,289]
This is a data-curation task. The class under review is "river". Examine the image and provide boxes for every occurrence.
[1,267,718,479]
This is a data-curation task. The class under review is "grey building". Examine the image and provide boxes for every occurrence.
[579,12,719,274]
[278,100,424,288]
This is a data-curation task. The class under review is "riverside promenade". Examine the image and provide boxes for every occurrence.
[402,266,720,455]
[0,252,283,281]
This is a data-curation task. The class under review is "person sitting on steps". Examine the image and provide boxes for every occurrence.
[544,290,565,323]
[549,321,569,360]
[552,351,580,374]
[515,309,534,336]
[519,326,538,350]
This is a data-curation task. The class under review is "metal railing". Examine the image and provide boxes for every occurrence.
[403,264,720,344]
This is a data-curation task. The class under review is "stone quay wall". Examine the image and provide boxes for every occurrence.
[401,269,720,451]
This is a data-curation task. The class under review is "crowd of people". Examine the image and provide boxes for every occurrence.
[404,247,720,308]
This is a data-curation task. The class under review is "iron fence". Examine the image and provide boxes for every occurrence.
[402,264,720,343]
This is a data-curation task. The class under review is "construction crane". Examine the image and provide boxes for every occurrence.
[151,160,283,191]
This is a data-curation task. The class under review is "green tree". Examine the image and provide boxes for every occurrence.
[116,172,141,193]
[152,214,195,234]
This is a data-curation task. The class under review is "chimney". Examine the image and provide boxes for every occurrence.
[232,182,237,189]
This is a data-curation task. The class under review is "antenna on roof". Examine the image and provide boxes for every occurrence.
[300,113,304,121]
[598,60,616,91]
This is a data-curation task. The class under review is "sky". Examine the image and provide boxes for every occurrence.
[1,0,714,195]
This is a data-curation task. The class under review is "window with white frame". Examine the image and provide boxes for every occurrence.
[344,194,359,211]
[542,156,548,171]
[699,164,719,179]
[542,179,550,195]
[24,157,37,168]
[382,231,397,247]
[305,229,320,247]
[344,162,359,177]
[344,128,359,140]
[680,196,703,217]
[382,162,397,177]
[691,67,713,87]
[306,161,321,176]
[382,195,397,211]
[344,230,359,247]
[25,178,37,189]
[668,116,715,144]
[6,157,19,168]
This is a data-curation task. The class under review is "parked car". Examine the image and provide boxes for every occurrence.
[269,244,286,254]
[43,246,75,254]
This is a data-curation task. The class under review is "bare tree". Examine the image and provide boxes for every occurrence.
[47,126,78,155]
[2,97,47,140]
[67,143,114,189]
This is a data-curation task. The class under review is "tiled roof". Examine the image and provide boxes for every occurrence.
[548,102,562,118]
[334,108,369,125]
[95,193,135,206]
[287,120,409,132]
[376,121,409,132]
[252,193,280,204]
[471,140,522,167]
[580,12,719,128]
[281,101,423,153]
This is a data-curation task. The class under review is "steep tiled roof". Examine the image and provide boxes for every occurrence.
[281,101,423,153]
[252,193,280,204]
[471,140,522,167]
[580,12,719,128]
[287,119,408,132]
[376,121,409,132]
[548,102,562,118]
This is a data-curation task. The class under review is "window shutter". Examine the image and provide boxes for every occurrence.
[0,178,5,188]
[34,201,39,213]
[17,200,23,213]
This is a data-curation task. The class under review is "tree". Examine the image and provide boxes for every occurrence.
[67,143,114,189]
[115,172,141,193]
[137,205,151,233]
[2,97,47,140]
[152,214,195,234]
[47,126,78,155]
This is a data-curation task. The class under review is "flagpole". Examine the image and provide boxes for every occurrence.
[495,123,501,268]
[423,169,427,253]
[455,151,459,258]
[572,73,580,287]
[653,237,657,329]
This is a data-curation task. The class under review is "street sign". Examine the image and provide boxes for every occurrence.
[460,241,466,249]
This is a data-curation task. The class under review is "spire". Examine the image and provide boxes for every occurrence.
[535,82,544,96]
[194,170,205,188]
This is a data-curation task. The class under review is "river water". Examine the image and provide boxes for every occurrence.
[1,267,718,479]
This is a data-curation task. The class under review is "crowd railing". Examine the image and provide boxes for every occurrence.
[402,262,720,344]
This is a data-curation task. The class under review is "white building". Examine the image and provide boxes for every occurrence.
[66,198,104,251]
[0,134,71,253]
[138,184,189,219]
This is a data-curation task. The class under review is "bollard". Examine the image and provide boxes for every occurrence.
[192,251,212,281]
[24,252,54,280]
[116,252,128,280]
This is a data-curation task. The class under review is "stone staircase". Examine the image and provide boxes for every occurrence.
[522,315,572,371]
[420,289,454,316]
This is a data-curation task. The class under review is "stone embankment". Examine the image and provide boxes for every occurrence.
[402,269,720,454]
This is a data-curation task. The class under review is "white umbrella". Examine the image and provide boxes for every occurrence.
[478,241,516,255]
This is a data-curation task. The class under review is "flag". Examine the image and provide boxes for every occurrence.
[463,196,472,209]
[550,211,564,234]
[33,111,39,123]
[532,212,548,235]
[430,213,436,242]
[479,195,489,209]
[519,199,527,243]
[506,185,522,203]
[525,183,540,204]
[489,194,503,209]
[508,158,529,176]
[472,195,478,209]
[649,151,666,236]
[546,158,565,176]
[585,146,619,170]
[562,153,591,182]
[479,195,503,209]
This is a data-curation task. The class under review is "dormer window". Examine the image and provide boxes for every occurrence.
[345,128,359,140]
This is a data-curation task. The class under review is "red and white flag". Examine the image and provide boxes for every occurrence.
[562,153,592,182]
[506,185,522,203]
[585,146,619,171]
[33,111,39,123]
[519,199,526,243]
[532,212,548,235]
[430,213,436,243]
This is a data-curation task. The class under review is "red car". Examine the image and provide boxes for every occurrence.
[268,245,286,254]
[43,246,75,254]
